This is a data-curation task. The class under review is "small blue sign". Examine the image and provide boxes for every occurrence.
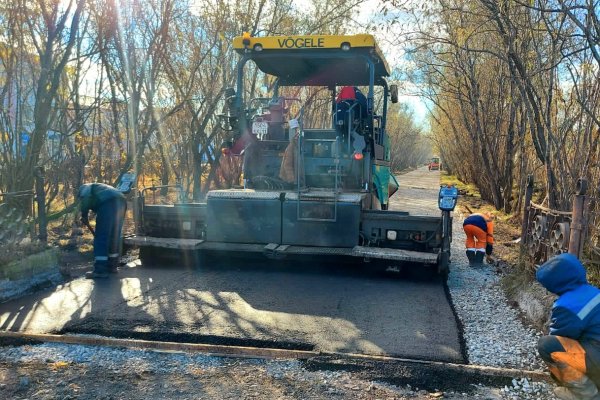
[438,185,458,211]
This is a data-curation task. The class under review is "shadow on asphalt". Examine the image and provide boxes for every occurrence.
[1,247,462,365]
[56,254,446,349]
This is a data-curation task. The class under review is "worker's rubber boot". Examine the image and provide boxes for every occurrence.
[85,262,109,279]
[108,258,120,273]
[85,270,109,279]
[472,251,485,268]
[554,375,599,399]
[465,250,476,267]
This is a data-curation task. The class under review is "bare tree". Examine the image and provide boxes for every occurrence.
[13,0,86,193]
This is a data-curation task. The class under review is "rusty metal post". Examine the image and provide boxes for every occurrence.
[520,175,534,248]
[568,178,588,258]
[35,166,47,243]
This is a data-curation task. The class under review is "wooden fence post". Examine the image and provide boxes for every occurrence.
[568,178,588,258]
[35,166,47,243]
[520,175,534,248]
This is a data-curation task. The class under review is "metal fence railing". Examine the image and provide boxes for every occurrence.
[521,176,600,268]
[0,166,48,250]
[0,190,36,246]
[523,202,571,266]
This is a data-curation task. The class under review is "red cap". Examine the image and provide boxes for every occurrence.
[337,86,356,102]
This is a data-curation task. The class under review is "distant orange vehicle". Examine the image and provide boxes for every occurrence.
[428,157,440,171]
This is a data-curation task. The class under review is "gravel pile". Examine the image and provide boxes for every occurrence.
[0,270,63,303]
[448,214,556,399]
[0,341,224,374]
[0,344,462,399]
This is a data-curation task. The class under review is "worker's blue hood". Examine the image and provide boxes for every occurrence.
[536,253,587,295]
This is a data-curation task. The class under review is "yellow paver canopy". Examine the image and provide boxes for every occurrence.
[233,34,391,86]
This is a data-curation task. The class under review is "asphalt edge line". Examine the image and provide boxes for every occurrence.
[320,351,551,382]
[442,272,470,364]
[0,331,551,382]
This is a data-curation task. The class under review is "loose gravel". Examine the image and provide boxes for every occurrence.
[0,270,63,303]
[0,342,523,399]
[0,341,225,374]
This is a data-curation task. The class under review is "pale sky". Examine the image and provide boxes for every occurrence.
[348,0,429,127]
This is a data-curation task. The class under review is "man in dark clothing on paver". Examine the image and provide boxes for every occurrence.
[78,183,127,279]
[537,253,600,400]
[335,86,368,132]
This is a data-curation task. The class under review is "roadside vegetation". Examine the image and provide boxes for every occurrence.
[393,0,600,332]
[442,170,552,328]
[380,0,600,272]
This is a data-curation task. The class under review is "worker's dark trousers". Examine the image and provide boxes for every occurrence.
[93,199,127,273]
[538,335,600,397]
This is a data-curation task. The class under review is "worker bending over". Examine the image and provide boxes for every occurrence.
[462,212,494,267]
[78,183,127,279]
[537,253,600,400]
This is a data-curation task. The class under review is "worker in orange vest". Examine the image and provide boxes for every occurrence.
[463,212,494,267]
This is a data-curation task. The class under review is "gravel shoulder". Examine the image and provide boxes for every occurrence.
[0,347,510,400]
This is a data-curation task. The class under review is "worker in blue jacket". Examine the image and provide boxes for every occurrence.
[537,253,600,400]
[78,183,127,279]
